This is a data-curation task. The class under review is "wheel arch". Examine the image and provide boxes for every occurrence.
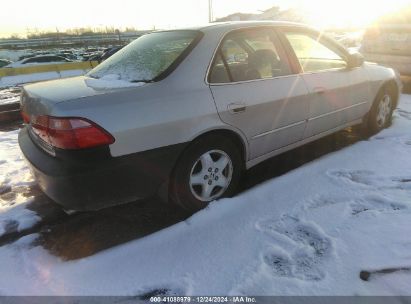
[158,127,249,203]
[379,79,400,108]
[188,128,249,162]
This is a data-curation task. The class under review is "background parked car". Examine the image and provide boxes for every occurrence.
[360,7,411,84]
[0,59,12,68]
[57,52,78,61]
[360,24,411,83]
[5,55,73,68]
[87,53,103,62]
[81,52,103,61]
[18,54,36,61]
[99,46,124,62]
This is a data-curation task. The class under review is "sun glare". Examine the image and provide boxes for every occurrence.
[0,0,410,37]
[304,0,409,29]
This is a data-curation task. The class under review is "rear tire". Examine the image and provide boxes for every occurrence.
[365,86,395,135]
[169,135,243,212]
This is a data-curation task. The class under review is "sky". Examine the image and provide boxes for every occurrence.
[0,0,410,38]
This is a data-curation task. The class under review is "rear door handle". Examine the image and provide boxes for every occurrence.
[313,87,326,94]
[228,103,246,114]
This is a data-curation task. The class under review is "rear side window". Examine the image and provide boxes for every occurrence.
[209,28,292,84]
[208,53,231,83]
[284,32,347,72]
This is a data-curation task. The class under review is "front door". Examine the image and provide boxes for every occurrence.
[279,29,371,138]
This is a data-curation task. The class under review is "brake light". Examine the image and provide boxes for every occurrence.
[31,115,114,150]
[21,111,30,124]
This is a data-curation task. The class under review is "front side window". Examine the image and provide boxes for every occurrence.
[209,28,291,83]
[88,30,201,82]
[284,32,347,72]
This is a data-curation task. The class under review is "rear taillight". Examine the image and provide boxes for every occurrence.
[21,111,30,124]
[30,115,114,150]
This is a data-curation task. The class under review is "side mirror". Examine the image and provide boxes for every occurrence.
[347,52,364,68]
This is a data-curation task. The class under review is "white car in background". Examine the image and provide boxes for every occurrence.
[0,59,12,68]
[361,24,411,83]
[5,55,73,68]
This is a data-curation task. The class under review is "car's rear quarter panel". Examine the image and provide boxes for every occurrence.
[50,29,246,158]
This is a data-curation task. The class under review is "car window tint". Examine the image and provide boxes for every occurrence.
[221,39,249,65]
[285,33,347,72]
[208,53,230,83]
[245,35,276,52]
[209,29,291,83]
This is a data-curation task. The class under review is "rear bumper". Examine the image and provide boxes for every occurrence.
[18,127,186,211]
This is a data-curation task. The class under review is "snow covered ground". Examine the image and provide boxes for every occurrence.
[0,95,411,296]
[0,130,39,237]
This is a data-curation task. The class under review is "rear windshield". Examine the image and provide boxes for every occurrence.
[88,30,201,82]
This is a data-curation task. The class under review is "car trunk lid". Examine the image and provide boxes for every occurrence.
[20,75,142,155]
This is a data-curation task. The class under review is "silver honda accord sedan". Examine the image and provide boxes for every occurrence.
[19,21,401,211]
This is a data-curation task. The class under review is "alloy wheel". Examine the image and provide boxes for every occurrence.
[189,149,233,202]
[376,94,392,128]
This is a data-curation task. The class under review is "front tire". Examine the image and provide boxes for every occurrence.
[367,86,395,134]
[169,135,243,212]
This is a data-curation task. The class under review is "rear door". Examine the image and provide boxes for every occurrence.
[208,27,310,160]
[278,28,370,137]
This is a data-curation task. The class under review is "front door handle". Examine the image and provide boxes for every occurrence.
[228,103,246,114]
